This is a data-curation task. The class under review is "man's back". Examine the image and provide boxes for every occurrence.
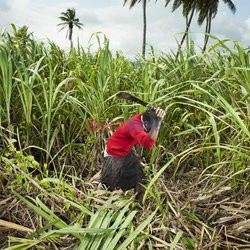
[107,114,155,157]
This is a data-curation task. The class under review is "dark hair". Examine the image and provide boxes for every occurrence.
[142,109,158,132]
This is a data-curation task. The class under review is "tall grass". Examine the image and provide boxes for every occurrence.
[0,28,249,249]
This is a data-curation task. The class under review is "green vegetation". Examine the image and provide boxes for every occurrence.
[0,26,249,249]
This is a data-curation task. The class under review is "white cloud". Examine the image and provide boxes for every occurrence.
[0,0,10,11]
[241,18,250,44]
[0,0,249,56]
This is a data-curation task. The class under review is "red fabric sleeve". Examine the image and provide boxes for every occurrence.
[128,119,155,149]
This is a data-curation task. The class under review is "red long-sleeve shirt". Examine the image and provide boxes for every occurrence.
[106,114,155,157]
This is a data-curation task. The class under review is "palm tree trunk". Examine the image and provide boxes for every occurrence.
[203,12,212,52]
[176,7,195,59]
[142,0,147,58]
[202,17,209,52]
[207,14,212,42]
[69,27,73,49]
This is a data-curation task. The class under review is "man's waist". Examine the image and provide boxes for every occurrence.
[105,145,132,158]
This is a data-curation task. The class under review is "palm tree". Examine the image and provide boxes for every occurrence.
[165,0,197,58]
[196,0,236,52]
[58,8,83,49]
[124,0,148,58]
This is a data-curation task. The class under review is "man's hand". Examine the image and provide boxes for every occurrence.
[148,108,165,141]
[155,108,165,121]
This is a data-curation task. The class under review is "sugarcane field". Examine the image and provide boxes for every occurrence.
[0,1,250,249]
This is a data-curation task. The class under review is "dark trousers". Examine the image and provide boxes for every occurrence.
[101,151,146,200]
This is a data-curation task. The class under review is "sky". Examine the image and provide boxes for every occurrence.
[0,0,249,57]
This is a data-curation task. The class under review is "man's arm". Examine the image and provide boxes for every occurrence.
[128,108,165,149]
[148,108,165,141]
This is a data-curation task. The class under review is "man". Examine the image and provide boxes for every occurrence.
[101,107,165,201]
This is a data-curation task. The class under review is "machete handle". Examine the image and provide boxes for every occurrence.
[146,104,156,110]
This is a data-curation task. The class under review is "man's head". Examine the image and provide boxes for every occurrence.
[142,109,158,132]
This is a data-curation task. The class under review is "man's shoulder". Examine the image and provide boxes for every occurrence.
[128,114,142,122]
[126,114,144,131]
[114,114,141,131]
[126,114,142,125]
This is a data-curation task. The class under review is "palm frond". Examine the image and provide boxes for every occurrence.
[223,0,236,13]
[74,23,83,29]
[172,0,182,12]
[164,0,172,7]
[57,22,68,27]
[59,12,70,19]
[123,0,142,8]
[58,16,70,22]
[197,12,207,25]
[59,25,68,32]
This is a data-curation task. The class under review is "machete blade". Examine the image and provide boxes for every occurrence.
[116,91,155,110]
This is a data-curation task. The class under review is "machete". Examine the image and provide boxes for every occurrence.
[116,92,156,110]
